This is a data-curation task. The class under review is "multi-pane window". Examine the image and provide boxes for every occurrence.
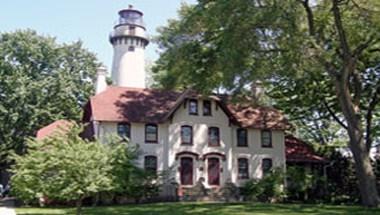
[237,128,248,147]
[189,99,198,115]
[144,156,157,173]
[117,123,131,139]
[181,125,193,145]
[261,130,272,147]
[208,127,220,146]
[203,100,212,116]
[145,124,158,143]
[238,158,249,179]
[262,158,273,175]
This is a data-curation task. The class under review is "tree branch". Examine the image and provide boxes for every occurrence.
[352,35,377,58]
[298,0,315,36]
[323,100,348,129]
[332,0,351,60]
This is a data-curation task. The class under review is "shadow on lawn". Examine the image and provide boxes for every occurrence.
[17,203,380,215]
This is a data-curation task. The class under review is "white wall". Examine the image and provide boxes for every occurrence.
[95,99,286,188]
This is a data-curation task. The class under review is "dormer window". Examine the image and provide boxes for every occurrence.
[203,100,212,116]
[117,123,131,139]
[189,99,198,115]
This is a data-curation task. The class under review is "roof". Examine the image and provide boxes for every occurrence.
[285,135,326,163]
[36,120,73,139]
[84,86,290,129]
[87,87,181,123]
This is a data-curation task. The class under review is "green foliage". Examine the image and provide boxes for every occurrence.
[0,30,99,164]
[285,166,323,202]
[322,149,360,204]
[153,0,380,144]
[10,124,115,207]
[241,168,285,202]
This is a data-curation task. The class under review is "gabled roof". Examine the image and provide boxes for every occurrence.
[285,135,326,163]
[84,86,291,130]
[87,86,181,123]
[36,120,73,139]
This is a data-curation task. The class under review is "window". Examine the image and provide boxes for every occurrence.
[144,156,157,173]
[145,124,158,143]
[128,46,135,52]
[261,130,272,147]
[237,128,248,147]
[238,158,249,179]
[262,158,273,175]
[117,123,131,139]
[189,99,198,115]
[129,26,136,35]
[203,100,212,116]
[181,125,193,145]
[208,127,220,146]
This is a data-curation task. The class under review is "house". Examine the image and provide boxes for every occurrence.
[35,6,324,195]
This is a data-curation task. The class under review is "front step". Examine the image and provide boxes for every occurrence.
[180,183,240,202]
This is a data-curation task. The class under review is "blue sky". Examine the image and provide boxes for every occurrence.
[0,0,196,68]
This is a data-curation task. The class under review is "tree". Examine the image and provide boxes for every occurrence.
[0,30,99,167]
[153,0,380,206]
[10,124,124,215]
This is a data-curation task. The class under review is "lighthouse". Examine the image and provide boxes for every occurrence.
[110,5,149,88]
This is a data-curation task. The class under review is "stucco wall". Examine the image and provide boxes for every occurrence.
[95,99,286,188]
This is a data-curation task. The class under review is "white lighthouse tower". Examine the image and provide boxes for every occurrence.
[110,5,149,88]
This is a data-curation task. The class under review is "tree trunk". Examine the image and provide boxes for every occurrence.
[76,198,83,215]
[335,79,380,207]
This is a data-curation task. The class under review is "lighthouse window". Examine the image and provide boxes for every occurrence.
[129,26,136,35]
[128,46,135,52]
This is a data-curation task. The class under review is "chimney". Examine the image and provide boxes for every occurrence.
[95,66,108,94]
[251,80,264,100]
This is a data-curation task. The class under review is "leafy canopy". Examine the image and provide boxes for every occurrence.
[0,30,99,163]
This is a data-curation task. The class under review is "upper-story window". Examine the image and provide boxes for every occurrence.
[237,128,248,147]
[238,158,249,179]
[181,125,193,145]
[203,100,212,116]
[208,127,220,147]
[144,155,157,173]
[261,130,272,148]
[189,99,198,115]
[262,158,273,175]
[117,123,131,139]
[145,124,158,143]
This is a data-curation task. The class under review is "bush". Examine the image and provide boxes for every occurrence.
[241,168,285,202]
[285,166,323,202]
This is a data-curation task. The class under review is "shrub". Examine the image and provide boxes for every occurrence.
[241,168,285,202]
[10,124,116,215]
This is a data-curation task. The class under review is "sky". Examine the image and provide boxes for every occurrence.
[0,0,196,69]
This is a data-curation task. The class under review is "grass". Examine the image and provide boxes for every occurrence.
[15,202,380,215]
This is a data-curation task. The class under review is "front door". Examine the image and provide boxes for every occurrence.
[208,157,220,186]
[180,157,193,185]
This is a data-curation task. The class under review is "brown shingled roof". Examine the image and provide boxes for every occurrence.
[285,135,326,163]
[89,87,182,123]
[84,86,291,130]
[36,120,73,139]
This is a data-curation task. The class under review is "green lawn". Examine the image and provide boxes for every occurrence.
[15,202,380,215]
